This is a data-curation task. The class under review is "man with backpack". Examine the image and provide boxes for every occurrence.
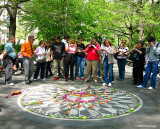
[137,36,160,89]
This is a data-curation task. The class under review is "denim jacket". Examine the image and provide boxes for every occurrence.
[146,41,160,62]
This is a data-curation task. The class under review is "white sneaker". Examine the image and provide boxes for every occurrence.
[137,85,144,88]
[102,83,107,86]
[34,79,37,81]
[18,70,21,74]
[42,78,46,80]
[108,83,112,87]
[14,70,20,75]
[148,87,154,90]
[7,83,14,86]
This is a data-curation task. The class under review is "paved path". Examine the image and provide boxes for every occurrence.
[0,63,160,129]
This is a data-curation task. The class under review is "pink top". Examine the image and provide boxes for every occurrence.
[18,52,23,58]
[67,44,76,54]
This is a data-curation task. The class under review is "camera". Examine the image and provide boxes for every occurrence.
[90,43,93,48]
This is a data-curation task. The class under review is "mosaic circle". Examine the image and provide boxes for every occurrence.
[18,84,143,119]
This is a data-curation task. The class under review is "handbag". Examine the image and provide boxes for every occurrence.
[37,55,46,63]
[114,53,118,60]
[37,47,46,63]
[38,58,46,63]
[129,53,134,61]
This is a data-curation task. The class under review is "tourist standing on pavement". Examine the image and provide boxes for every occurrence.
[34,41,46,80]
[21,35,35,84]
[51,36,65,80]
[14,52,23,75]
[75,37,86,80]
[130,40,145,85]
[101,39,115,87]
[45,40,53,78]
[65,38,77,81]
[97,40,104,80]
[85,38,100,83]
[3,35,17,86]
[61,35,70,47]
[116,40,129,81]
[137,36,160,89]
[61,35,70,76]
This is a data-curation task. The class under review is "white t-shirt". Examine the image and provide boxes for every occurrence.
[101,45,111,56]
[61,39,68,47]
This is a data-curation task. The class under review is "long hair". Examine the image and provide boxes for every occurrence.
[69,38,75,45]
[90,38,97,44]
[46,40,50,44]
[104,39,112,46]
[39,41,44,46]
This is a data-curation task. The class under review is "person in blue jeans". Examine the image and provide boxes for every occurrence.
[137,36,160,90]
[75,37,86,80]
[116,40,129,81]
[100,39,115,87]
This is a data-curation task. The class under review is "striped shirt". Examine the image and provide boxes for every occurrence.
[117,46,129,59]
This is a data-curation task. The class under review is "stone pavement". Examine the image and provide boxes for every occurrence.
[0,63,160,129]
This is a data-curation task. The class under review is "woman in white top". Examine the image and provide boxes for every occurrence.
[101,39,115,86]
[45,40,53,77]
[34,41,46,80]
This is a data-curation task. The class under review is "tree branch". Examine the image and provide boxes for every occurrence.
[0,4,12,15]
[105,27,129,35]
[0,9,4,15]
[0,4,11,9]
[17,0,30,4]
[17,6,29,13]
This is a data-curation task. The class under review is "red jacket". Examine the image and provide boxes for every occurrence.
[85,44,100,61]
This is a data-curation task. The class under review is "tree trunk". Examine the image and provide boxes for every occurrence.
[9,5,18,37]
[129,28,133,48]
[138,21,144,40]
[62,0,67,36]
[137,0,144,40]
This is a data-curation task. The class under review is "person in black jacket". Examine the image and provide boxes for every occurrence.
[131,40,145,84]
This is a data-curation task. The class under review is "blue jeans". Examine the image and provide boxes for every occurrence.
[103,56,113,83]
[117,59,126,80]
[75,56,85,78]
[141,61,159,88]
[34,61,45,79]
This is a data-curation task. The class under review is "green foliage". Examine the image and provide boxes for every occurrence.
[14,44,22,55]
[18,0,160,49]
[0,45,5,53]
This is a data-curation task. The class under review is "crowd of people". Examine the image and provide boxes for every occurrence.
[1,35,160,90]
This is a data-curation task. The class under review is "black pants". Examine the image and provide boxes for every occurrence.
[34,61,45,79]
[133,62,144,84]
[45,61,52,77]
[64,54,75,79]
